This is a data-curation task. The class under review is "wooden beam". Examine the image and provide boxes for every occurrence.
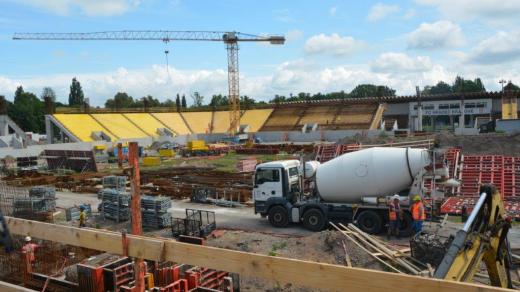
[5,217,513,292]
[0,280,36,292]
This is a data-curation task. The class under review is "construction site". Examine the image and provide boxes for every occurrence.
[1,2,520,291]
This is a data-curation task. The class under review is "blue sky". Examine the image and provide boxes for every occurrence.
[1,0,519,106]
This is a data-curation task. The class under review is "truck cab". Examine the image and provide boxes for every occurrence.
[253,160,300,219]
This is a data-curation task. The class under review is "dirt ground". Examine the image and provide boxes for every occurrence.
[205,230,387,291]
[436,132,520,156]
[340,131,520,157]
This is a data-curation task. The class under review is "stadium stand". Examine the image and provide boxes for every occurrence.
[260,106,306,131]
[260,102,380,131]
[211,111,231,133]
[240,109,273,132]
[53,114,117,141]
[295,105,337,130]
[324,102,379,130]
[122,113,170,137]
[91,114,148,139]
[50,102,382,141]
[151,113,192,135]
[182,112,212,134]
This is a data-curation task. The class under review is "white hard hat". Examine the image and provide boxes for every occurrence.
[25,236,31,242]
[393,194,400,200]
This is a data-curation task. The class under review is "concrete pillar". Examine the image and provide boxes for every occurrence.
[45,115,53,144]
[0,115,8,136]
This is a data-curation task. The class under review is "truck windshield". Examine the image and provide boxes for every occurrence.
[255,169,280,185]
[288,167,299,177]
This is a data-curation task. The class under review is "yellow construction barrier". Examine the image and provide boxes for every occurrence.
[143,156,161,166]
[187,140,208,151]
[93,145,106,151]
[158,149,176,157]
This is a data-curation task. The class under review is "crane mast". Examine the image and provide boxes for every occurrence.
[13,30,285,134]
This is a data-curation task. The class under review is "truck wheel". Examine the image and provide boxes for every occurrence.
[268,206,289,228]
[302,209,326,231]
[399,212,413,237]
[356,210,383,234]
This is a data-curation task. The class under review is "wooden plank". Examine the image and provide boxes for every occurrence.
[6,217,165,261]
[6,217,513,292]
[0,280,36,291]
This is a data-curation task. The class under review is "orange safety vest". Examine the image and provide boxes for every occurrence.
[388,202,400,221]
[22,243,38,263]
[412,202,426,221]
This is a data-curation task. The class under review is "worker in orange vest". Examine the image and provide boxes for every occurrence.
[21,236,39,270]
[410,195,426,234]
[387,194,401,239]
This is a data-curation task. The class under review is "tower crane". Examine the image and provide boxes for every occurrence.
[13,31,285,134]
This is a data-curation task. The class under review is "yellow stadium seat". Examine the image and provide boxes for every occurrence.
[123,113,168,137]
[151,113,191,135]
[241,109,273,132]
[91,114,148,139]
[182,112,212,134]
[211,111,231,133]
[53,114,117,142]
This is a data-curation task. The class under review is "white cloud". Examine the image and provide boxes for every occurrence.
[15,0,140,16]
[407,20,465,50]
[0,60,461,105]
[467,30,520,64]
[415,0,520,23]
[371,52,433,73]
[285,29,303,42]
[329,6,337,16]
[367,3,400,22]
[304,33,365,57]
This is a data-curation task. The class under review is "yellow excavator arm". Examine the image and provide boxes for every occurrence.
[434,184,513,288]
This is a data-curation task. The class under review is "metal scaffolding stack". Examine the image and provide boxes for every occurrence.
[102,175,127,191]
[13,186,56,220]
[98,189,131,222]
[141,196,172,229]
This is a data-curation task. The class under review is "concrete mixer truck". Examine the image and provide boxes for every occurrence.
[253,147,454,234]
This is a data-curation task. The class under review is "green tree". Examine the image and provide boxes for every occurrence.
[105,92,134,109]
[68,78,85,106]
[9,86,45,133]
[270,94,286,103]
[191,92,204,107]
[141,95,160,108]
[452,76,486,93]
[0,95,7,115]
[41,87,57,114]
[423,81,453,95]
[209,94,229,107]
[175,94,181,112]
[162,98,175,108]
[240,95,256,110]
[181,94,187,109]
[350,84,396,98]
[504,81,520,91]
[41,87,56,102]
